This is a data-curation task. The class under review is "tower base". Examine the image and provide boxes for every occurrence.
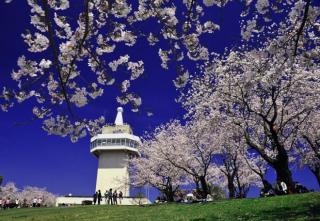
[55,195,151,207]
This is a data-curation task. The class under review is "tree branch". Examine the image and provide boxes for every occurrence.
[41,0,73,116]
[293,0,311,56]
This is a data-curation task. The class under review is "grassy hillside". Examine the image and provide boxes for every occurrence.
[0,193,319,221]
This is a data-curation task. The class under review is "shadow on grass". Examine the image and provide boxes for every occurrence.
[191,215,221,221]
[235,202,320,221]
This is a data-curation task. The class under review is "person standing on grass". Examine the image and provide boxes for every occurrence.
[93,192,97,205]
[108,189,113,205]
[113,190,118,205]
[15,199,19,208]
[22,199,27,208]
[104,190,108,204]
[39,198,43,207]
[0,198,4,210]
[5,198,10,209]
[118,191,123,205]
[32,197,37,207]
[2,198,5,209]
[97,190,102,205]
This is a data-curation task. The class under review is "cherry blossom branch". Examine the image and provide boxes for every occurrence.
[302,135,320,159]
[64,0,91,84]
[41,0,73,116]
[293,0,311,56]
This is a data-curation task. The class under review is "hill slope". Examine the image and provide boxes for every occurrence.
[0,193,319,221]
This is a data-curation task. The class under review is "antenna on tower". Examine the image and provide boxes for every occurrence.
[115,107,124,125]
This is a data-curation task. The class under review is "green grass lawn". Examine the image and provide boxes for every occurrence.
[0,192,319,221]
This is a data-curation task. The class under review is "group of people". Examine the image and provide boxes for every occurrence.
[93,189,123,205]
[0,198,15,209]
[260,180,309,197]
[0,197,43,209]
[32,197,43,207]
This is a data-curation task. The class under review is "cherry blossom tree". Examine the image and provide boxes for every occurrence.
[0,182,19,201]
[19,186,56,207]
[0,182,56,207]
[129,134,190,202]
[130,120,213,198]
[219,48,318,191]
[215,124,261,198]
[188,49,318,191]
[182,6,320,190]
[0,182,56,206]
[134,109,269,199]
[143,117,226,199]
[1,0,318,142]
[217,149,238,199]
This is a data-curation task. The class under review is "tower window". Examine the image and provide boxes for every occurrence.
[91,138,139,148]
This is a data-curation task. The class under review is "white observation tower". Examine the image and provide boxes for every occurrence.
[90,107,140,196]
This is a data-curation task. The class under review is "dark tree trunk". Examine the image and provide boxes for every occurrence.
[227,177,235,199]
[239,185,250,198]
[269,125,295,192]
[256,130,295,193]
[165,190,175,202]
[236,183,249,199]
[273,158,295,193]
[262,179,272,189]
[164,178,175,202]
[195,178,200,190]
[199,176,209,199]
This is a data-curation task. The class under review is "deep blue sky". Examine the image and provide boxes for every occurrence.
[0,1,318,201]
